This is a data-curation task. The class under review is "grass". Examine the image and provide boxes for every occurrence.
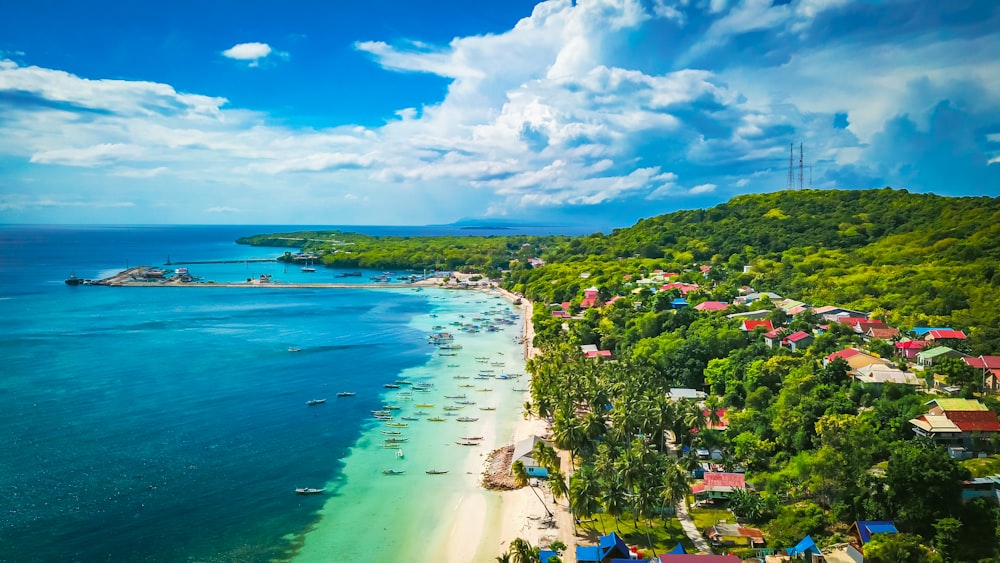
[579,513,694,557]
[961,454,1000,477]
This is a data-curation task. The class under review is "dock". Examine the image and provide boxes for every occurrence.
[89,267,437,289]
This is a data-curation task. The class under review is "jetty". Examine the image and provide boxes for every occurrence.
[88,267,438,289]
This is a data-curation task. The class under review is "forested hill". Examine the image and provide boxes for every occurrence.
[548,187,1000,262]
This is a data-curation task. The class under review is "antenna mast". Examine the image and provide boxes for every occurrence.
[798,143,804,190]
[787,143,794,190]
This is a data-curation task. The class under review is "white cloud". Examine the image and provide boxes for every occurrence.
[222,42,286,67]
[204,206,241,213]
[689,183,716,194]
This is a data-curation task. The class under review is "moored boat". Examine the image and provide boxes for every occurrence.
[336,391,356,397]
[456,417,479,422]
[456,441,479,446]
[427,417,446,422]
[382,469,405,476]
[295,487,325,495]
[306,399,326,406]
[426,469,449,475]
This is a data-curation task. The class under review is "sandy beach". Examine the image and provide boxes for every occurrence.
[434,286,576,563]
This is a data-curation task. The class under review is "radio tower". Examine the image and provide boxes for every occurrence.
[787,143,794,190]
[798,143,804,190]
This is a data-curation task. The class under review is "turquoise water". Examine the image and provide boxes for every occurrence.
[0,226,527,562]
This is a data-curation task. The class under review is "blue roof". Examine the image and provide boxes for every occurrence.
[912,327,952,335]
[667,542,687,554]
[576,546,602,561]
[787,535,819,556]
[577,533,631,562]
[856,521,898,544]
[539,549,558,563]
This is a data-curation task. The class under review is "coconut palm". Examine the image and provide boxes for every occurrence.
[570,464,604,534]
[513,460,553,518]
[495,552,511,563]
[509,538,540,563]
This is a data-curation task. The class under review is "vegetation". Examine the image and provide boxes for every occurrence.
[243,188,1000,558]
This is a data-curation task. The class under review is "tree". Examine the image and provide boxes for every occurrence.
[885,441,970,537]
[934,356,978,390]
[570,464,604,534]
[513,460,553,518]
[509,538,541,563]
[864,532,942,563]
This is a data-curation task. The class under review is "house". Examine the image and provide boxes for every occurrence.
[669,297,689,309]
[660,282,700,295]
[895,339,928,359]
[575,532,632,562]
[740,319,774,332]
[694,301,729,312]
[726,310,771,320]
[912,326,953,336]
[916,345,966,367]
[925,329,968,345]
[735,291,783,305]
[853,364,921,387]
[909,399,1000,453]
[848,520,898,552]
[963,355,1000,391]
[580,287,601,309]
[511,436,550,477]
[692,472,745,500]
[962,476,1000,503]
[763,328,785,348]
[784,331,814,352]
[812,305,869,321]
[825,348,891,371]
[865,326,900,341]
[667,388,707,400]
[705,522,765,547]
[585,350,613,359]
[839,318,887,334]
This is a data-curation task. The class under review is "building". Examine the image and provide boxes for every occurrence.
[705,522,765,548]
[511,436,550,477]
[825,348,891,370]
[740,319,774,332]
[853,364,921,387]
[895,339,928,359]
[692,472,745,500]
[909,398,1000,455]
[848,520,898,554]
[694,301,729,312]
[575,532,632,562]
[580,287,601,309]
[916,345,966,367]
[963,355,1000,391]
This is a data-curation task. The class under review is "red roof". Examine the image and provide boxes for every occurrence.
[927,329,968,340]
[704,472,745,490]
[580,297,597,308]
[786,330,812,342]
[948,411,1000,432]
[896,340,928,349]
[867,327,900,339]
[741,320,774,331]
[764,328,783,339]
[967,356,1000,369]
[584,350,613,359]
[694,301,729,311]
[827,348,861,361]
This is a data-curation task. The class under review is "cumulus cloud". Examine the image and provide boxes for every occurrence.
[222,42,286,67]
[1,0,998,225]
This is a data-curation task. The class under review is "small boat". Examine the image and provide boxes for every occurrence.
[384,437,408,443]
[443,406,463,411]
[397,449,404,458]
[415,403,435,408]
[382,469,406,476]
[300,266,316,272]
[401,416,420,421]
[456,441,479,446]
[459,384,474,388]
[456,417,479,422]
[385,422,408,428]
[336,392,356,397]
[381,430,402,436]
[479,407,496,411]
[460,436,483,440]
[427,417,446,422]
[306,399,326,406]
[395,380,413,385]
[426,469,449,475]
[453,376,470,380]
[65,274,86,286]
[382,405,401,410]
[444,394,466,399]
[384,384,400,389]
[477,388,493,392]
[456,400,475,405]
[288,347,302,352]
[295,487,325,495]
[513,388,529,392]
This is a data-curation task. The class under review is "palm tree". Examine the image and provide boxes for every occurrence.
[548,468,569,506]
[570,464,604,534]
[513,460,553,518]
[660,460,690,519]
[532,440,560,473]
[510,537,540,563]
[495,552,511,563]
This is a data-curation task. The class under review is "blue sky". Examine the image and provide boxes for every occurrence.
[1,0,998,230]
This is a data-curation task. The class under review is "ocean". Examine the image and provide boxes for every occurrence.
[0,225,542,562]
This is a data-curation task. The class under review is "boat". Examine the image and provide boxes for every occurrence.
[306,399,326,406]
[456,441,479,446]
[443,406,463,411]
[456,400,475,405]
[295,487,325,495]
[479,407,496,411]
[456,417,479,422]
[425,469,449,475]
[415,403,435,408]
[395,380,413,385]
[336,392,355,397]
[385,422,408,428]
[427,417,446,422]
[476,388,493,392]
[381,430,402,435]
[397,449,404,458]
[513,388,529,392]
[460,436,483,440]
[382,469,406,476]
[65,274,87,286]
[459,384,475,388]
[384,437,408,443]
[288,347,302,352]
[444,394,466,399]
[338,271,362,277]
[382,405,401,410]
[401,416,420,421]
[300,266,316,272]
[384,384,400,389]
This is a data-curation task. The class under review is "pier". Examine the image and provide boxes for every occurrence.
[167,258,277,265]
[89,267,437,289]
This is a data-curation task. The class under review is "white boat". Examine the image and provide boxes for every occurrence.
[336,392,355,397]
[306,399,326,406]
[295,487,325,495]
[396,449,404,458]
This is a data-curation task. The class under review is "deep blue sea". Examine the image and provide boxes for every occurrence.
[0,225,546,562]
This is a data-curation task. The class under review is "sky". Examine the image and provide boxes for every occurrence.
[0,0,998,230]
